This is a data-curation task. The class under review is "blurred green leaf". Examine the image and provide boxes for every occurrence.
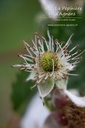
[11,71,37,115]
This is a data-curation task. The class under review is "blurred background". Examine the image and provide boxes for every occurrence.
[0,0,85,128]
[0,0,40,127]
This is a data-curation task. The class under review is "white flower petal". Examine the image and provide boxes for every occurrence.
[38,78,54,98]
[26,72,35,81]
[39,0,58,19]
[56,78,68,90]
[20,93,49,128]
[64,90,85,107]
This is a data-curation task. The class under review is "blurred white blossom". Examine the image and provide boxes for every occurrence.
[44,88,85,128]
[39,0,84,19]
[20,93,50,128]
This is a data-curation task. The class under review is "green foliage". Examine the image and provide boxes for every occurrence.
[11,71,37,114]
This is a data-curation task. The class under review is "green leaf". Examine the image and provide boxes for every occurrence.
[11,71,37,115]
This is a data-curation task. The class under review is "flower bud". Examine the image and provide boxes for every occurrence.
[52,88,69,109]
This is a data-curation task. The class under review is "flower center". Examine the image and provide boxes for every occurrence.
[40,52,58,72]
